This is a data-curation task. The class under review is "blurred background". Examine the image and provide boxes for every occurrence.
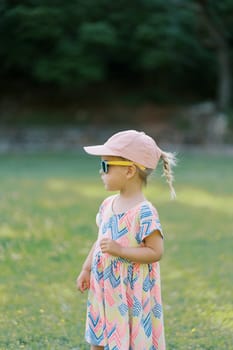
[0,0,233,151]
[1,2,233,349]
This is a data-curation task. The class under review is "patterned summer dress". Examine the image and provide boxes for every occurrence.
[85,194,166,350]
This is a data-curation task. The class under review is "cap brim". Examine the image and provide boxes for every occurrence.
[84,145,118,156]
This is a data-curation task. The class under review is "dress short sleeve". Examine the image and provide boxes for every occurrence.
[96,212,101,227]
[95,195,116,228]
[137,203,163,242]
[96,202,104,227]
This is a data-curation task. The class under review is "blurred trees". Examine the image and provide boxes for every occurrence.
[0,0,232,109]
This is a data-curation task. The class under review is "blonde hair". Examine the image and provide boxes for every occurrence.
[137,168,153,186]
[160,151,177,199]
[119,154,177,198]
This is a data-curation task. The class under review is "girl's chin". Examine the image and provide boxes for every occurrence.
[104,185,115,191]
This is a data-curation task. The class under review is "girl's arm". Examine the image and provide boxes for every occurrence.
[81,241,96,272]
[76,241,96,292]
[100,230,163,264]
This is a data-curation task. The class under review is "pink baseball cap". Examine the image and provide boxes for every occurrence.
[83,130,162,169]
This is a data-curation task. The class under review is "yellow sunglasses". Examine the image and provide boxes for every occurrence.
[100,160,145,173]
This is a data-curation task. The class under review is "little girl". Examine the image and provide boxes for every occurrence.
[77,130,176,350]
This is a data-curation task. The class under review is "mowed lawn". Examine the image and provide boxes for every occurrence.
[0,151,232,350]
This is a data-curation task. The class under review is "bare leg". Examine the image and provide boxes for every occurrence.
[91,346,104,350]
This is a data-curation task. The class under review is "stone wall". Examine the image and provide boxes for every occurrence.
[0,102,232,153]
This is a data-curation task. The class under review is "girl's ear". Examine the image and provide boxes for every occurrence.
[126,164,137,179]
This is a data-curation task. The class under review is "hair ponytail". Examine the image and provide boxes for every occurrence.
[160,151,177,199]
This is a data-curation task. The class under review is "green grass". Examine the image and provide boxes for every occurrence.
[0,152,232,350]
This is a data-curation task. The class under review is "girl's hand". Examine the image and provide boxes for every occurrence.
[100,238,122,256]
[76,269,91,293]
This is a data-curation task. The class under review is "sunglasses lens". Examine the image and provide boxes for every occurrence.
[101,161,108,173]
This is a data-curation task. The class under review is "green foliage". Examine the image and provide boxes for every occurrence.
[0,152,232,349]
[0,0,232,101]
